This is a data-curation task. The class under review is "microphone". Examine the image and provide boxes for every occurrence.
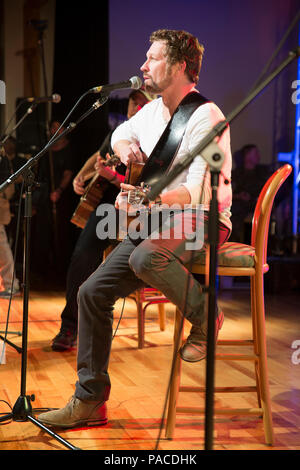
[25,94,61,104]
[90,76,142,94]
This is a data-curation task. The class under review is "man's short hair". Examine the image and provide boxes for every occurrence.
[150,29,204,85]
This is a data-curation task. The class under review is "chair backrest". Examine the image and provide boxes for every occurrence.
[251,164,292,265]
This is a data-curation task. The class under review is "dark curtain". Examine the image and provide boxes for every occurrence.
[0,0,4,133]
[29,1,110,287]
[52,1,110,173]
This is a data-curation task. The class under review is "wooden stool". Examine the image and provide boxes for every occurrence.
[130,287,169,348]
[165,164,292,446]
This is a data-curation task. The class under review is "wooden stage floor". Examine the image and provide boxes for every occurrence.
[0,286,299,452]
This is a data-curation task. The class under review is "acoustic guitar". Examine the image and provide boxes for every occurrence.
[71,154,121,229]
[71,154,146,229]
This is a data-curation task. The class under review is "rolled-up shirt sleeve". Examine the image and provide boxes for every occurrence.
[111,98,167,158]
[111,117,140,149]
[177,102,231,207]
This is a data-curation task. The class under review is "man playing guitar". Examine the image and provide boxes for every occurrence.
[40,29,232,429]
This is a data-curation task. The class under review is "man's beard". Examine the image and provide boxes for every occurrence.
[144,82,160,94]
[144,67,173,94]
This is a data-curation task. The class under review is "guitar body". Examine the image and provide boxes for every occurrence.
[71,174,108,229]
[71,154,121,229]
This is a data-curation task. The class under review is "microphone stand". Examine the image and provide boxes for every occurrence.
[0,103,37,146]
[0,94,109,450]
[0,98,33,141]
[147,45,300,451]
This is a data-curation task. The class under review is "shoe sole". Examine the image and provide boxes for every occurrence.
[51,344,77,352]
[38,417,108,429]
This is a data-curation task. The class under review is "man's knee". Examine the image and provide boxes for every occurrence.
[78,276,95,303]
[77,276,115,317]
[129,243,170,278]
[128,244,154,278]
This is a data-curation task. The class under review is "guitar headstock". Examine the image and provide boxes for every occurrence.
[104,153,121,168]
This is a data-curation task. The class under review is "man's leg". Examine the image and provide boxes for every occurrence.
[75,238,145,402]
[129,210,230,361]
[38,237,145,427]
[52,209,117,350]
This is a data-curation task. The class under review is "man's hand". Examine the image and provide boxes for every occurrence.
[73,175,86,195]
[114,141,147,166]
[115,183,136,210]
[95,154,117,182]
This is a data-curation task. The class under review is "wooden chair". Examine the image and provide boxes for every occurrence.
[130,288,168,348]
[103,247,169,349]
[165,164,292,446]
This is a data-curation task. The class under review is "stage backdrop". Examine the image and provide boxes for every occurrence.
[52,1,110,172]
[108,0,299,167]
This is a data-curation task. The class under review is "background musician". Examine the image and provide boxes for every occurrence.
[51,87,154,351]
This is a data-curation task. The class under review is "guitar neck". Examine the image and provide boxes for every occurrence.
[84,154,121,186]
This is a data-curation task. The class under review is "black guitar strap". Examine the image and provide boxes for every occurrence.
[136,91,210,187]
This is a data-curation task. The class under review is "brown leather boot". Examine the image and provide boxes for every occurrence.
[38,396,107,428]
[180,310,224,363]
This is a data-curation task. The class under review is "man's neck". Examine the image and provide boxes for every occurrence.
[161,83,197,119]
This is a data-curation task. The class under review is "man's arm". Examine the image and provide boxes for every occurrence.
[113,140,146,165]
[73,150,126,196]
[155,185,191,206]
[72,151,99,195]
[115,181,191,211]
[94,154,124,188]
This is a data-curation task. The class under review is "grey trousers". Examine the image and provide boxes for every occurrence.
[75,210,230,402]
